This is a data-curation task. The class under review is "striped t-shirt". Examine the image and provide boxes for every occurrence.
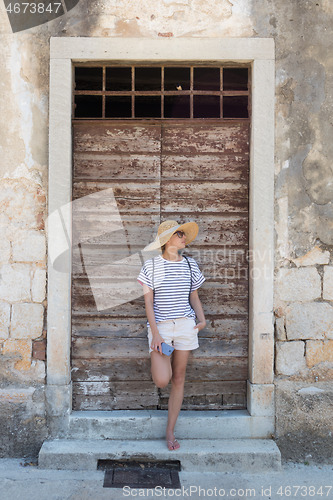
[137,254,205,327]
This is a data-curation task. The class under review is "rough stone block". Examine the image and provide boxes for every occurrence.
[275,380,333,463]
[23,360,46,383]
[0,385,47,457]
[0,302,10,340]
[285,302,333,340]
[0,387,35,405]
[276,341,306,375]
[0,239,11,263]
[275,316,286,340]
[2,339,32,370]
[323,266,333,300]
[46,384,72,417]
[0,179,41,230]
[12,229,46,262]
[247,382,274,416]
[291,246,330,267]
[0,263,31,302]
[11,303,44,340]
[306,340,333,368]
[31,268,46,302]
[276,267,321,302]
[0,386,44,419]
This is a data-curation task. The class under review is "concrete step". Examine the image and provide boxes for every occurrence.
[67,410,274,439]
[38,438,281,472]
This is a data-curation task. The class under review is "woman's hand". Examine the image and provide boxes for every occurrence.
[194,320,206,332]
[190,291,206,333]
[150,332,165,355]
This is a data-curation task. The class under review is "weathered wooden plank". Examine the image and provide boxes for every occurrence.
[72,219,249,276]
[72,279,248,317]
[72,258,249,297]
[161,397,246,410]
[194,338,248,357]
[159,380,247,409]
[73,185,160,216]
[185,215,248,246]
[72,337,248,360]
[71,358,152,382]
[72,393,246,411]
[72,211,160,232]
[161,181,248,213]
[200,263,249,285]
[160,380,246,396]
[72,257,143,280]
[73,181,160,215]
[72,337,148,359]
[72,246,135,275]
[71,278,144,314]
[73,123,162,153]
[72,381,159,410]
[72,398,158,411]
[223,392,247,408]
[162,124,249,154]
[71,215,159,274]
[72,255,249,284]
[72,380,246,410]
[162,154,249,182]
[72,217,248,268]
[186,356,248,380]
[72,275,248,292]
[72,279,248,316]
[71,316,248,339]
[72,317,148,338]
[187,246,248,266]
[72,245,249,274]
[201,317,248,338]
[72,250,249,278]
[72,245,149,275]
[71,356,248,382]
[74,152,160,180]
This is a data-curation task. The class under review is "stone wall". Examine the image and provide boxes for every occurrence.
[0,0,332,460]
[252,0,333,463]
[274,256,333,462]
[0,183,48,456]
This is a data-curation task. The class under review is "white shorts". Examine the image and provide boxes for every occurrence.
[147,317,199,354]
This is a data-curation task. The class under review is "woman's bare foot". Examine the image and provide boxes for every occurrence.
[166,429,180,450]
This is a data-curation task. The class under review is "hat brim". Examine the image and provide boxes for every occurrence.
[143,222,199,252]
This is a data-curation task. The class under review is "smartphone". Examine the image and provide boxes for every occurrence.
[157,342,174,356]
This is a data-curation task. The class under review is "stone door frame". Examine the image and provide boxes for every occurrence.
[47,37,275,436]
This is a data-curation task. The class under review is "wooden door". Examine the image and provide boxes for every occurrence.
[71,120,249,410]
[159,122,249,409]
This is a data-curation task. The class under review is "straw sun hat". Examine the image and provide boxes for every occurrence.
[143,220,199,252]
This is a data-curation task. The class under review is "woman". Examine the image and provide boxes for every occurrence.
[137,220,206,451]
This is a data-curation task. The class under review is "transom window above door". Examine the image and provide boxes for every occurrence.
[73,65,250,120]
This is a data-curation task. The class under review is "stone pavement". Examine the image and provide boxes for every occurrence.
[0,458,333,500]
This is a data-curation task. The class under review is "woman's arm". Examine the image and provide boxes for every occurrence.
[189,289,206,332]
[142,284,164,354]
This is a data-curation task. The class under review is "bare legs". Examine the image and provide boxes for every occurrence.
[150,349,191,449]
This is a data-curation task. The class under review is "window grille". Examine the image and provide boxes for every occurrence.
[74,65,250,120]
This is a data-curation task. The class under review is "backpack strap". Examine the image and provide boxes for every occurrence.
[183,255,193,303]
[152,256,155,292]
